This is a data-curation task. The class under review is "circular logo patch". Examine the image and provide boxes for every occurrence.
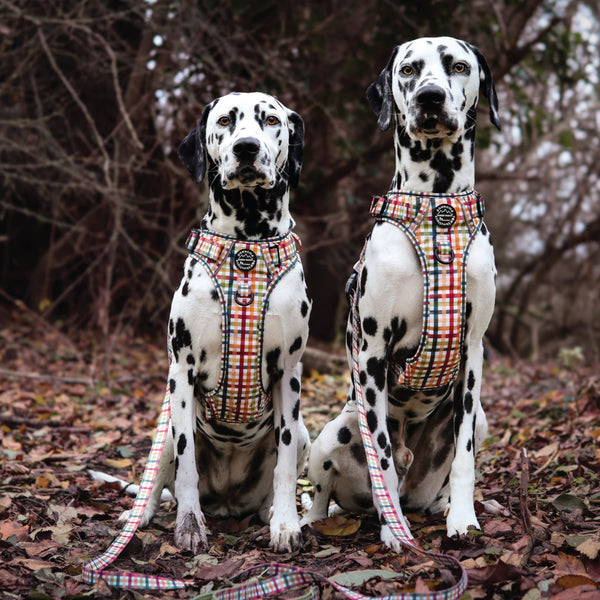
[433,204,457,228]
[234,248,257,271]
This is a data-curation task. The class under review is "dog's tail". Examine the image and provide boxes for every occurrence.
[87,469,174,502]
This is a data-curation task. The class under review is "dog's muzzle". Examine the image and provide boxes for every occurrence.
[411,84,460,137]
[222,136,275,188]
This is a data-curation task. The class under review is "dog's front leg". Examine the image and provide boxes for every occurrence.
[269,361,304,552]
[446,347,484,537]
[168,351,207,553]
[447,239,494,537]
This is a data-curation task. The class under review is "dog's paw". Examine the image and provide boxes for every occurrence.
[270,520,303,553]
[380,524,405,553]
[446,506,480,537]
[174,511,208,553]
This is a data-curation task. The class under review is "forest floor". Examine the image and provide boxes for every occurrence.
[0,306,599,600]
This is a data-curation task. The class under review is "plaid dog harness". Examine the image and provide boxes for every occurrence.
[185,229,300,422]
[356,189,485,391]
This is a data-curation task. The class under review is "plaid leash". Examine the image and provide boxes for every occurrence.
[341,190,484,599]
[81,385,189,590]
[81,217,470,597]
[349,292,468,600]
[81,382,463,598]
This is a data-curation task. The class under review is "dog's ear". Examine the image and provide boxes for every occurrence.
[286,110,304,189]
[366,46,399,132]
[178,103,212,183]
[470,45,501,131]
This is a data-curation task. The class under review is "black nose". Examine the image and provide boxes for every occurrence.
[233,137,261,160]
[416,85,446,106]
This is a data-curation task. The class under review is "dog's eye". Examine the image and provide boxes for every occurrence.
[217,116,230,126]
[401,65,413,76]
[266,115,280,126]
[454,62,467,73]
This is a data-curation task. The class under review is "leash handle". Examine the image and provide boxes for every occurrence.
[349,279,468,599]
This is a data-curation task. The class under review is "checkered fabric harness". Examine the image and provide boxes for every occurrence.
[359,189,484,391]
[185,228,300,423]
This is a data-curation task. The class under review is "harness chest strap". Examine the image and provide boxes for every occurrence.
[362,189,484,391]
[185,229,300,423]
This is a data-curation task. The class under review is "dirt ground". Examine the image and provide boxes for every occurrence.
[0,308,599,599]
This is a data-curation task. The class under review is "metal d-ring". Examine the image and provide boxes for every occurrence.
[434,245,455,264]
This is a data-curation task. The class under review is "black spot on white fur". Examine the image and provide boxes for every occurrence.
[337,426,352,444]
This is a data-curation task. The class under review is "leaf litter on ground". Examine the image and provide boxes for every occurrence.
[0,308,599,599]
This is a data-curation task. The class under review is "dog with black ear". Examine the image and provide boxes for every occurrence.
[304,37,501,550]
[121,92,311,554]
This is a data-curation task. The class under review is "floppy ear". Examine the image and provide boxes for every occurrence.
[286,110,304,189]
[366,46,399,131]
[177,103,211,182]
[470,45,501,131]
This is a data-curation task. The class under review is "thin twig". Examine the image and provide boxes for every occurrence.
[0,368,93,387]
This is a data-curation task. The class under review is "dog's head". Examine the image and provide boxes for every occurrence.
[367,36,501,141]
[178,92,304,191]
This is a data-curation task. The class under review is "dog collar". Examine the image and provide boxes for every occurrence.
[368,189,484,390]
[184,229,300,422]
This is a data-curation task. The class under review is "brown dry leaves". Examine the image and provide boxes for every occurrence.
[0,308,599,599]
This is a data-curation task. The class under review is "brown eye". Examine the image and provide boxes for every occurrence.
[401,65,413,76]
[266,115,280,126]
[454,62,467,73]
[218,116,230,126]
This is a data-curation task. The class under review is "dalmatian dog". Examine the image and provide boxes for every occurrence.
[303,37,501,550]
[121,92,311,554]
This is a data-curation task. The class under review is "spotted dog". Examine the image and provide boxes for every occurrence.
[121,92,311,554]
[304,37,501,549]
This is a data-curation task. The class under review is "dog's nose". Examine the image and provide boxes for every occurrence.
[416,85,446,106]
[233,137,261,160]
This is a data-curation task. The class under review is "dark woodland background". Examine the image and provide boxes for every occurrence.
[1,0,599,363]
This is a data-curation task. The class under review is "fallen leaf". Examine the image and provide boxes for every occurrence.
[49,504,78,525]
[534,441,559,458]
[195,557,246,582]
[329,569,399,587]
[576,534,600,560]
[35,474,52,488]
[314,545,341,558]
[13,557,55,571]
[0,520,29,542]
[556,575,599,589]
[33,524,73,545]
[414,577,431,593]
[552,494,587,512]
[554,552,587,575]
[311,515,362,537]
[549,585,600,600]
[467,562,528,585]
[104,457,132,469]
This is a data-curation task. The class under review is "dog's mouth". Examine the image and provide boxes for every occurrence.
[223,165,272,188]
[411,114,460,139]
[236,166,263,184]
